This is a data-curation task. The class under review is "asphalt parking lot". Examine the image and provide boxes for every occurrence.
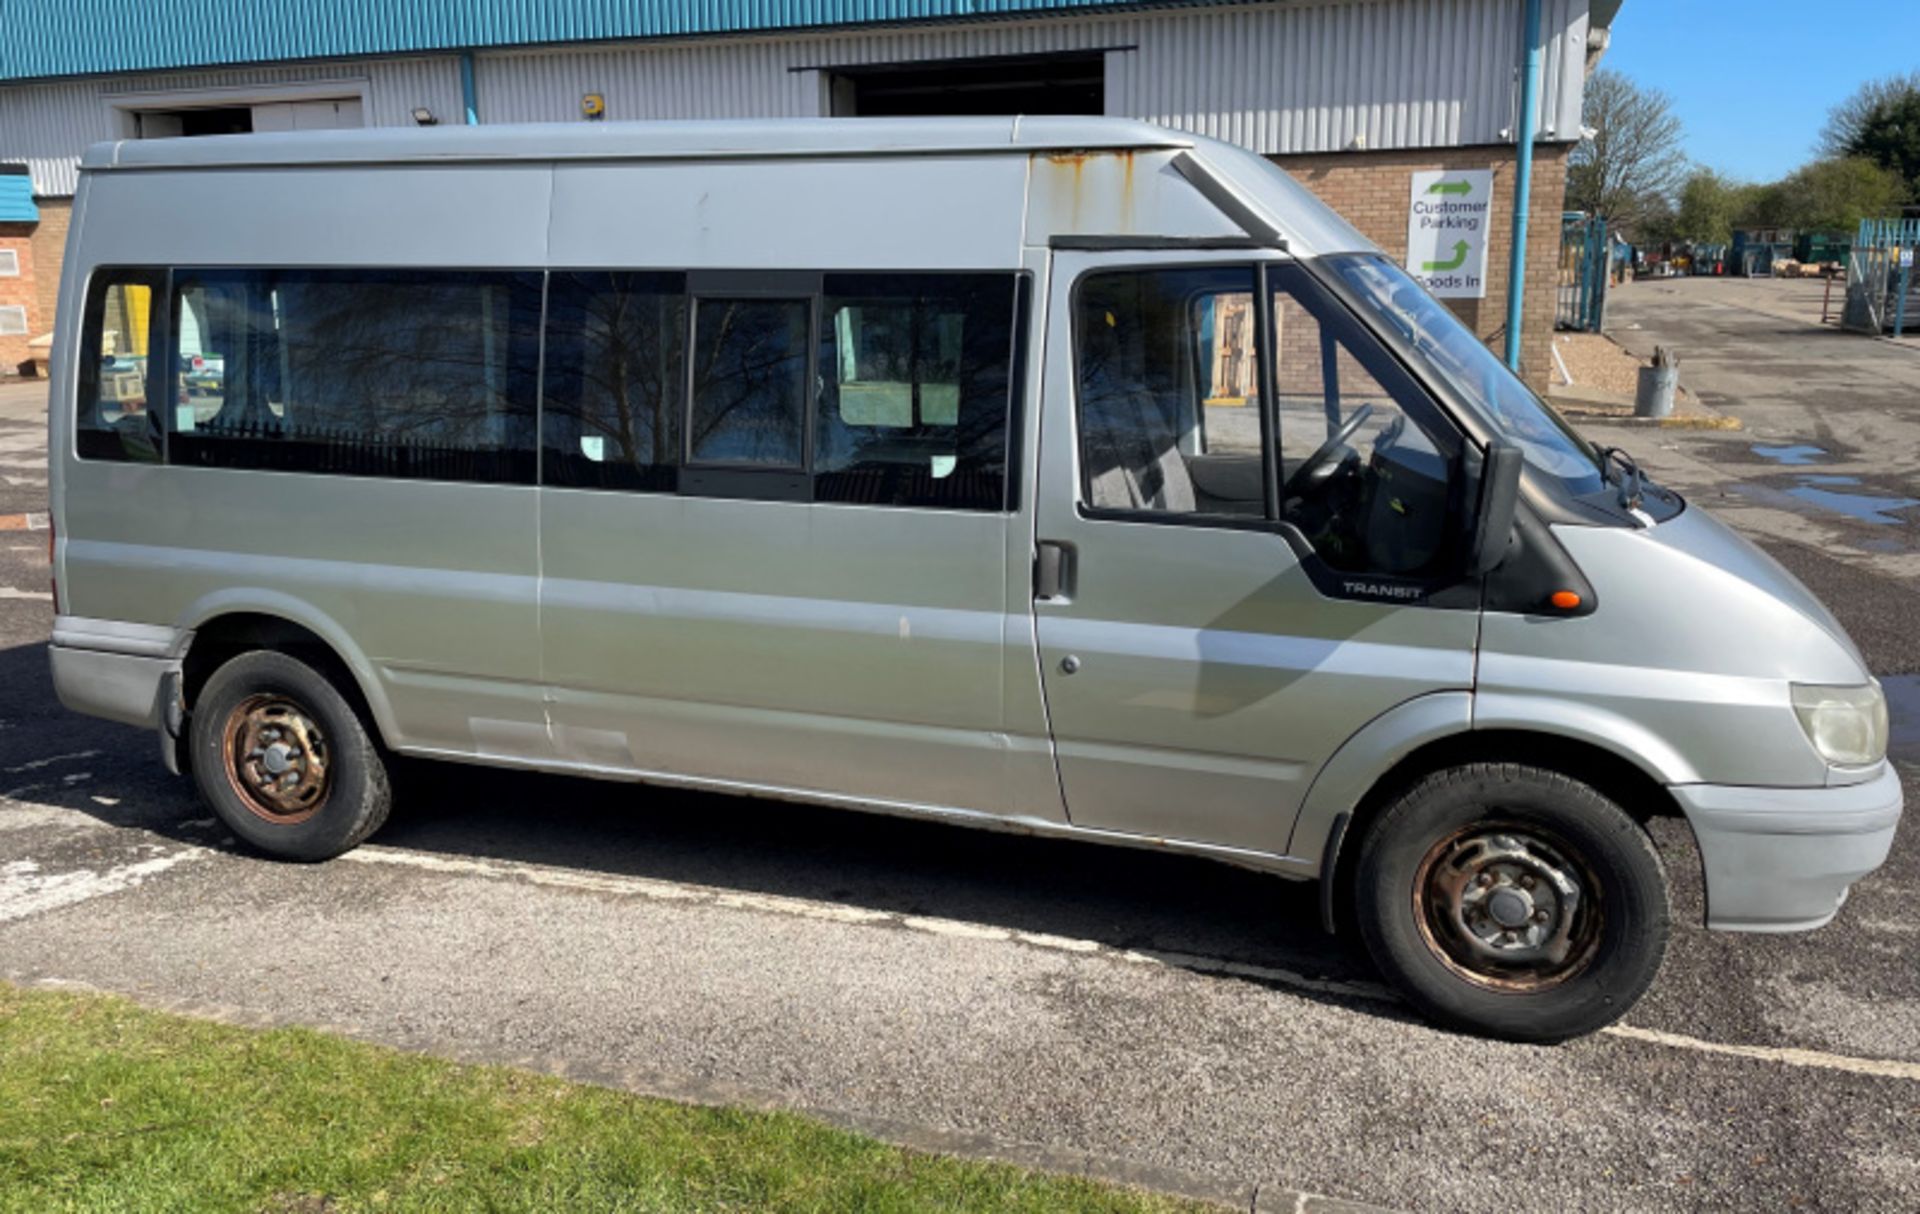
[4,281,1919,1214]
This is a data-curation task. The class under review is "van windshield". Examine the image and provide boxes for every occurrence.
[1320,254,1607,498]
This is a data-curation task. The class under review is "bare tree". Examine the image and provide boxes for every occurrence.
[1566,69,1688,234]
[1820,72,1920,160]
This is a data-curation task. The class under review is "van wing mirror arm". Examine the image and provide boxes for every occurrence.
[1467,441,1524,576]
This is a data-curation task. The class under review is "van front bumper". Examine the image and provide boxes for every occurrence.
[1673,764,1904,933]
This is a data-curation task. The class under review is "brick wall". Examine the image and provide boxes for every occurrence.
[1272,143,1572,394]
[0,197,70,376]
[29,197,70,348]
[0,223,36,373]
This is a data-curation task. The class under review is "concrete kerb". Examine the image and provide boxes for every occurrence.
[1546,383,1742,431]
[8,974,1395,1214]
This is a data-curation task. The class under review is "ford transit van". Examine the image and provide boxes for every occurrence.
[48,118,1901,1040]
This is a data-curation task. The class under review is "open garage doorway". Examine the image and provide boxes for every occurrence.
[828,51,1107,118]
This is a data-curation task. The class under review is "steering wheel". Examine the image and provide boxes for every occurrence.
[1284,403,1374,498]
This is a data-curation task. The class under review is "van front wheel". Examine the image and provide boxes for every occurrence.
[1353,763,1669,1042]
[190,650,392,861]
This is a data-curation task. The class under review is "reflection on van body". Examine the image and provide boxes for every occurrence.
[47,118,1900,1042]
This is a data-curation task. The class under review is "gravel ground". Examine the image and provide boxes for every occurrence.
[1550,332,1644,392]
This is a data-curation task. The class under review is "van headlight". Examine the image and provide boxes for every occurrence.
[1791,682,1889,767]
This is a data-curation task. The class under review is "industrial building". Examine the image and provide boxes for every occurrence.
[0,0,1617,388]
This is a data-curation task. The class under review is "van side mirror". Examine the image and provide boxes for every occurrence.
[1467,441,1523,575]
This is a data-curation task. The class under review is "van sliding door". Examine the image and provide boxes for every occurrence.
[536,268,1039,817]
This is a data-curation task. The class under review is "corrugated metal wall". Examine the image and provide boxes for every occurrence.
[1,1,1593,198]
[2,57,465,195]
[3,0,1256,82]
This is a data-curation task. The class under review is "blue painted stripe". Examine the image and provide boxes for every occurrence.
[2,0,1230,84]
[0,173,39,221]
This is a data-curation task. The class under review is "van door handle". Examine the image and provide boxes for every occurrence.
[1035,541,1073,602]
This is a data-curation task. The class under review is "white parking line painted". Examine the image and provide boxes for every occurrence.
[1600,1025,1920,1082]
[0,587,52,601]
[0,848,207,924]
[5,749,102,774]
[342,843,1920,1083]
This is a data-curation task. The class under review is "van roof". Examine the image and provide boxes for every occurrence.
[81,116,1195,173]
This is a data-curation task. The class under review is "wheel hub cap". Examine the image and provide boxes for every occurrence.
[1487,887,1533,929]
[222,694,331,824]
[1413,824,1604,992]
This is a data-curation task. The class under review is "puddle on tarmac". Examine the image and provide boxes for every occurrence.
[1886,675,1920,765]
[1785,483,1920,525]
[1752,443,1828,466]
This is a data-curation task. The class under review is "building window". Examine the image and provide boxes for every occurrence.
[830,52,1106,118]
[166,269,541,484]
[0,249,19,277]
[0,305,25,335]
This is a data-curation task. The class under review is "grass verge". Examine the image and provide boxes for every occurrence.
[0,983,1207,1214]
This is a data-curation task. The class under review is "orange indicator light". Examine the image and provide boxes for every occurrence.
[1550,590,1582,611]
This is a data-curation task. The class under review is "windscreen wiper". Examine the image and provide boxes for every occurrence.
[1597,445,1679,515]
[1598,445,1648,512]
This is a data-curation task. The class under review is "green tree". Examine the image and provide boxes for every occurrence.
[1760,158,1908,233]
[1566,69,1688,234]
[1672,169,1761,243]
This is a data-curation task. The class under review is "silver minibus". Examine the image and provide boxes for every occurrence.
[47,118,1901,1040]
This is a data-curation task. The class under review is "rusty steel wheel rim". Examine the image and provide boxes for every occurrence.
[1411,820,1604,993]
[222,693,332,824]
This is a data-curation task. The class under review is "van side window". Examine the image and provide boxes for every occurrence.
[1075,266,1264,517]
[543,272,686,491]
[76,271,164,464]
[1268,273,1461,578]
[1074,264,1462,580]
[815,274,1016,510]
[167,269,541,484]
[689,298,810,467]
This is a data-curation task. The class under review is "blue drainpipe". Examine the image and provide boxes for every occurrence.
[460,51,480,125]
[1504,0,1543,371]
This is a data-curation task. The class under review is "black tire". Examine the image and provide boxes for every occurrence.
[1353,763,1669,1043]
[189,649,392,862]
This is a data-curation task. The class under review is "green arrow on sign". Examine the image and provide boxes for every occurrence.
[1426,179,1473,196]
[1422,240,1472,272]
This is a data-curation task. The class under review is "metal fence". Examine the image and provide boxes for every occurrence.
[1843,218,1920,337]
[1556,212,1609,333]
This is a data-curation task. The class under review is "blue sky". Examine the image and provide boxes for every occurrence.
[1600,2,1920,184]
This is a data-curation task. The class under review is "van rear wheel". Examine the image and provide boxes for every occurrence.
[1353,763,1669,1042]
[190,650,391,861]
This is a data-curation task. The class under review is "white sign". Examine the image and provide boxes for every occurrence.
[1901,247,1915,269]
[1406,169,1494,298]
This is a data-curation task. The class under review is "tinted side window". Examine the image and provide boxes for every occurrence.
[76,271,164,463]
[543,272,685,491]
[815,274,1016,511]
[689,298,810,467]
[167,269,541,484]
